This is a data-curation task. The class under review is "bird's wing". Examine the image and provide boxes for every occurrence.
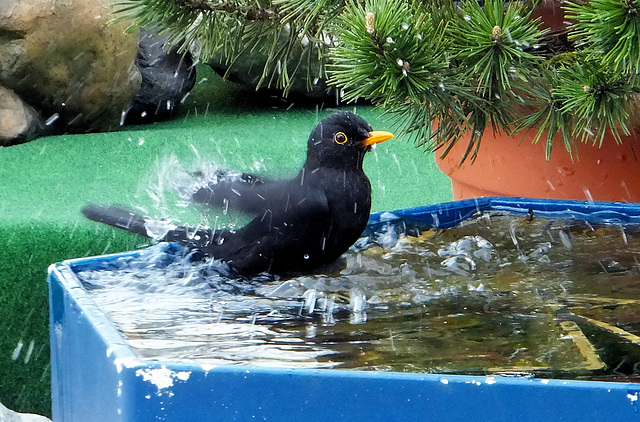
[191,171,289,215]
[204,183,333,273]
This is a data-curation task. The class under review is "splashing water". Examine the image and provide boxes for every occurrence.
[138,153,255,231]
[144,218,177,241]
[76,212,640,376]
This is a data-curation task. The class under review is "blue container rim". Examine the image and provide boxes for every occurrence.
[369,196,640,229]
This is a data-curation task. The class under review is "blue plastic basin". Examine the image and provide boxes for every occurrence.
[49,197,640,421]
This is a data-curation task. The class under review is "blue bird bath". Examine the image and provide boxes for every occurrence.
[49,197,640,421]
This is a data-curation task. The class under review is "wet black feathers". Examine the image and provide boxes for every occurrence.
[82,111,386,275]
[82,204,149,237]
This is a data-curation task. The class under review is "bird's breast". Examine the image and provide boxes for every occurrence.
[322,170,372,242]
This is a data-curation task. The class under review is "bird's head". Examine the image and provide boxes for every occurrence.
[305,111,394,170]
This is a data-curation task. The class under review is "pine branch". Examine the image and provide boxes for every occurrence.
[276,0,345,34]
[554,61,637,146]
[511,68,576,159]
[113,0,245,59]
[113,0,337,93]
[328,0,481,154]
[329,0,550,162]
[448,0,546,99]
[565,0,640,76]
[174,0,278,18]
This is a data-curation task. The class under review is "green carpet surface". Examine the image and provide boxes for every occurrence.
[0,67,452,416]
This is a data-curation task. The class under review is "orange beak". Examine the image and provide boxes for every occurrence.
[363,130,394,147]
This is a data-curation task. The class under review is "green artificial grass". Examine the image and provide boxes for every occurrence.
[0,67,452,416]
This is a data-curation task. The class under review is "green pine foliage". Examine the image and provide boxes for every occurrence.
[328,0,472,152]
[510,67,577,159]
[448,0,543,98]
[115,0,640,161]
[113,0,342,94]
[565,0,640,77]
[446,0,546,160]
[555,62,637,146]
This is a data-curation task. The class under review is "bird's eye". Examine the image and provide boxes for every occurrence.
[334,132,348,145]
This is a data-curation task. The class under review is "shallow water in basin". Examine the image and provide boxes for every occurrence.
[77,211,640,379]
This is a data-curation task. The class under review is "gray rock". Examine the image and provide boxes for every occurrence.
[0,401,50,422]
[0,0,140,134]
[123,29,196,125]
[0,85,45,145]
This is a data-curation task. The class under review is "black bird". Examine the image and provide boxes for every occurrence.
[82,111,394,275]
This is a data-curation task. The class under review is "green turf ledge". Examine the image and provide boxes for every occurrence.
[0,68,452,416]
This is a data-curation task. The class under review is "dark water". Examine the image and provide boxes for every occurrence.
[77,211,640,379]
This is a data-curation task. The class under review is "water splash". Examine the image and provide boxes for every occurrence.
[76,212,640,375]
[144,219,177,240]
[583,187,595,204]
[558,230,572,249]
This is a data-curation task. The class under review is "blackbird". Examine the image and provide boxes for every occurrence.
[82,111,394,275]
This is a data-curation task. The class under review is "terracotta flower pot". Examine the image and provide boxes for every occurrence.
[435,129,640,202]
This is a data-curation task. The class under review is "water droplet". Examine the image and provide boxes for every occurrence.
[144,219,176,240]
[620,225,628,244]
[23,340,35,364]
[11,340,23,361]
[349,288,367,324]
[303,289,317,313]
[559,230,572,249]
[509,222,519,247]
[583,187,595,204]
[45,113,60,126]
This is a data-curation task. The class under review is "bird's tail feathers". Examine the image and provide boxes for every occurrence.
[82,203,222,252]
[82,204,150,238]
